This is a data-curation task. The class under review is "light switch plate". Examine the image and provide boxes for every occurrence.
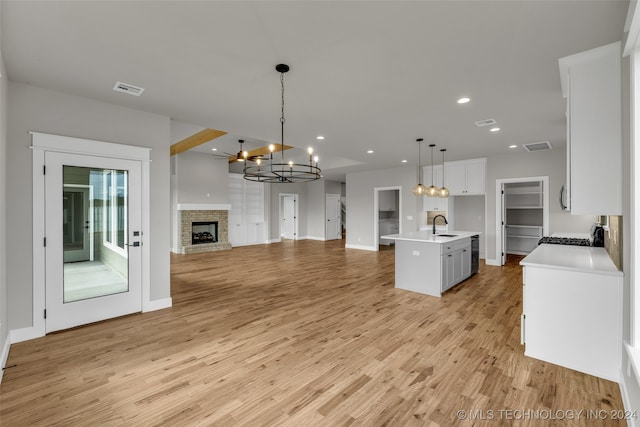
[412,250,420,256]
[407,215,413,220]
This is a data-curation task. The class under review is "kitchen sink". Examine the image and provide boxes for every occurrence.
[435,234,458,237]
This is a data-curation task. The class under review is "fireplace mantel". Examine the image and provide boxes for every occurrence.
[177,203,231,211]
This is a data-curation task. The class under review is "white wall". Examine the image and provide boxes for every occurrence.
[485,148,595,262]
[6,82,172,329]
[346,166,420,250]
[452,195,486,259]
[0,49,9,370]
[174,151,229,204]
[306,180,325,240]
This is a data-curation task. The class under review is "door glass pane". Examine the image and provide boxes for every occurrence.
[63,165,129,303]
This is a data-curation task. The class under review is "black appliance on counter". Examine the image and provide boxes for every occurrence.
[592,224,605,247]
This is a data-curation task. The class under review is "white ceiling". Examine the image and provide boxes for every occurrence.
[1,1,629,181]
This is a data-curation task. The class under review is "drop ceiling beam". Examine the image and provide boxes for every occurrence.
[170,128,227,156]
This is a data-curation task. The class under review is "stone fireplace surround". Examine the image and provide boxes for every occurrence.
[178,204,232,254]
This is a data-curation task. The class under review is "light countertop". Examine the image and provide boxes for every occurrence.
[520,244,622,277]
[380,230,480,244]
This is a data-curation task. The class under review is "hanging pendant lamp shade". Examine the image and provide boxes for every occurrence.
[242,64,321,183]
[412,138,428,196]
[439,148,450,198]
[426,144,439,197]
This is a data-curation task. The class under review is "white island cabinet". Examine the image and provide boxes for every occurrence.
[381,231,480,297]
[520,244,622,381]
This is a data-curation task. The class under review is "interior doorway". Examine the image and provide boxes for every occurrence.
[279,193,298,240]
[374,186,402,251]
[496,176,549,265]
[63,185,94,263]
[326,194,342,240]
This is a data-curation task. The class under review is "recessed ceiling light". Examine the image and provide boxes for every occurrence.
[211,148,218,151]
[490,127,501,132]
[316,136,325,140]
[509,144,518,149]
[401,159,408,163]
[457,97,471,104]
[367,150,374,154]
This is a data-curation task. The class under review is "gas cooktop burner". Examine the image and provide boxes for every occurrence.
[538,236,592,247]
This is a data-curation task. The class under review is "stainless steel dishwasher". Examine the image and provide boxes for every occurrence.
[471,235,479,274]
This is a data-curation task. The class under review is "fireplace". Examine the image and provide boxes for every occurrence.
[178,209,231,254]
[192,221,218,245]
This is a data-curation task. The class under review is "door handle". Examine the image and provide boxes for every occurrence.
[126,242,141,247]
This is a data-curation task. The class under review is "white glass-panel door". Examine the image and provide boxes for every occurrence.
[45,151,142,333]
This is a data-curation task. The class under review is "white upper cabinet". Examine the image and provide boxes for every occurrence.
[559,42,621,216]
[444,158,486,196]
[378,190,397,211]
[422,165,448,211]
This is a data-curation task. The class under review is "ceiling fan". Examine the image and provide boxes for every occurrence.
[216,139,295,164]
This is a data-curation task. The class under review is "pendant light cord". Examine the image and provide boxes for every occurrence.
[280,71,285,163]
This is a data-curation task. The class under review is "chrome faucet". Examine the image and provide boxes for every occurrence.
[432,214,448,235]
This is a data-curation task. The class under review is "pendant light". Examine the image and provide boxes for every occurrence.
[439,148,450,198]
[412,138,428,196]
[243,64,321,183]
[426,144,439,197]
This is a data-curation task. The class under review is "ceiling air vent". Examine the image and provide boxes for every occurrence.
[522,141,552,152]
[113,81,144,96]
[474,119,497,127]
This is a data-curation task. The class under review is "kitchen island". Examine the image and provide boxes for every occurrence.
[381,230,480,297]
[520,244,622,381]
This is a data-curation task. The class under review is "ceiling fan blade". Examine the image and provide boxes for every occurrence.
[227,144,294,163]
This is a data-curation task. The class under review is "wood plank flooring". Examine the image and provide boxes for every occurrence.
[0,240,625,426]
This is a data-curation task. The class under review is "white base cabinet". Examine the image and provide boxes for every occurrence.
[441,238,471,292]
[522,265,622,382]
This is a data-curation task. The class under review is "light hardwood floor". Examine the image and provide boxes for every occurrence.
[0,240,625,426]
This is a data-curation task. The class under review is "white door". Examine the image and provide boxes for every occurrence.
[63,186,93,263]
[282,196,296,239]
[326,194,341,240]
[45,151,142,333]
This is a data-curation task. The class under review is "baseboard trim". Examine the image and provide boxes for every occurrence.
[10,326,44,344]
[345,243,377,251]
[485,259,501,266]
[143,297,172,313]
[0,333,11,383]
[619,367,637,427]
[269,238,281,244]
[305,236,326,241]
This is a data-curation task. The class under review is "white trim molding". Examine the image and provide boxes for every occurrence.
[0,333,11,383]
[177,203,231,211]
[143,297,173,313]
[345,243,377,251]
[29,131,151,161]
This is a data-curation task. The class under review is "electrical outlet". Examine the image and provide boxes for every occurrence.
[412,250,420,256]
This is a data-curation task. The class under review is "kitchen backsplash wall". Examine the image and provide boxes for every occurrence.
[605,215,622,271]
